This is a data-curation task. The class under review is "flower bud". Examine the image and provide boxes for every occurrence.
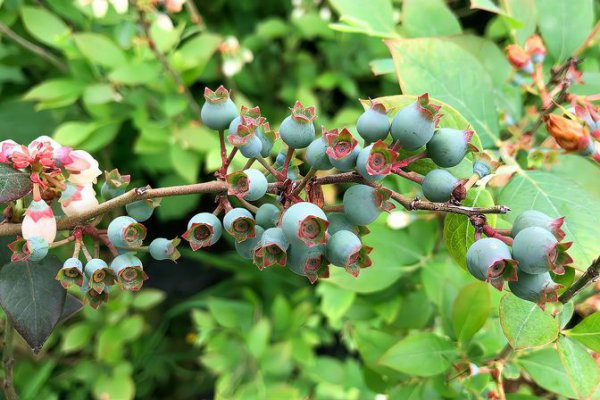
[149,238,181,261]
[0,140,19,163]
[110,254,148,291]
[544,114,592,154]
[59,183,99,217]
[55,258,84,288]
[107,216,147,248]
[525,35,546,64]
[64,150,102,185]
[505,44,533,74]
[22,199,56,243]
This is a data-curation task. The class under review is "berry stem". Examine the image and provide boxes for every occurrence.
[233,197,259,213]
[79,239,93,261]
[394,168,424,184]
[281,147,294,179]
[224,147,238,172]
[291,167,317,197]
[462,173,480,192]
[482,224,513,246]
[323,205,344,213]
[49,236,75,249]
[218,129,228,178]
[390,140,401,153]
[256,156,284,180]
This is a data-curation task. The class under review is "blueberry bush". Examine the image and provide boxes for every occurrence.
[0,0,599,399]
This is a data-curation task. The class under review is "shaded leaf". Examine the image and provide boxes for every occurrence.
[566,312,600,353]
[519,348,576,398]
[451,281,491,343]
[0,164,33,204]
[57,294,83,325]
[0,256,66,352]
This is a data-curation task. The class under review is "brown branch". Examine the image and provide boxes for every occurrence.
[1,318,18,400]
[559,256,600,303]
[0,21,67,73]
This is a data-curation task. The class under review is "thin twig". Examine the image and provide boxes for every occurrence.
[0,21,67,72]
[185,1,206,30]
[291,167,317,197]
[559,256,600,303]
[134,3,202,117]
[1,318,18,400]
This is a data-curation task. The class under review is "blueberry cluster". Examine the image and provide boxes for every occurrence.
[466,210,572,308]
[189,87,487,282]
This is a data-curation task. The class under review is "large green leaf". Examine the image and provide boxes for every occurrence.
[379,332,457,377]
[498,170,600,269]
[444,187,496,268]
[518,348,576,398]
[499,294,559,349]
[326,219,436,293]
[171,33,222,73]
[536,0,595,62]
[556,336,600,399]
[0,164,33,204]
[328,0,399,38]
[469,0,523,27]
[451,281,491,343]
[74,33,127,68]
[20,7,70,48]
[402,0,462,37]
[566,312,600,353]
[0,256,66,352]
[386,37,499,147]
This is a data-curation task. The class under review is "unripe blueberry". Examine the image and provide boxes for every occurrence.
[55,257,84,288]
[326,230,372,277]
[287,243,328,283]
[235,226,265,260]
[26,236,49,262]
[426,128,474,168]
[84,258,115,294]
[239,135,263,158]
[421,169,459,202]
[327,212,361,236]
[279,101,316,149]
[356,101,390,143]
[255,203,281,229]
[253,227,289,269]
[281,202,328,247]
[391,94,441,150]
[149,238,181,261]
[110,253,148,291]
[342,185,394,226]
[256,122,276,158]
[223,208,256,242]
[227,169,268,201]
[201,86,238,131]
[511,210,566,240]
[107,216,147,248]
[355,141,398,181]
[229,116,266,159]
[466,238,518,290]
[126,198,160,222]
[508,271,562,308]
[306,137,333,170]
[85,287,109,310]
[275,151,287,166]
[101,169,130,200]
[228,105,261,134]
[512,226,572,275]
[182,212,222,250]
[324,128,361,172]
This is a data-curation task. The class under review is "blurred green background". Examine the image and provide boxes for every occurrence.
[1,0,599,399]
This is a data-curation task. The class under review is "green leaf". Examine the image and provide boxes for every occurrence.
[0,100,59,144]
[386,37,500,147]
[402,0,462,37]
[172,33,222,72]
[57,294,83,324]
[557,336,600,399]
[499,294,559,349]
[131,289,166,310]
[169,144,201,183]
[0,164,33,204]
[327,219,436,293]
[207,298,254,331]
[566,312,600,352]
[328,0,399,38]
[109,61,161,85]
[451,281,491,343]
[74,33,127,68]
[93,372,135,400]
[317,282,355,323]
[246,319,271,359]
[379,332,457,377]
[449,35,511,87]
[469,0,523,28]
[498,170,600,269]
[53,121,97,148]
[507,0,538,46]
[62,324,94,353]
[369,58,394,76]
[83,84,118,105]
[23,79,83,103]
[518,348,576,398]
[20,7,70,48]
[536,0,595,62]
[0,256,66,352]
[444,187,496,268]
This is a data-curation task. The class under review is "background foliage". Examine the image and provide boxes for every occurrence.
[0,0,599,399]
